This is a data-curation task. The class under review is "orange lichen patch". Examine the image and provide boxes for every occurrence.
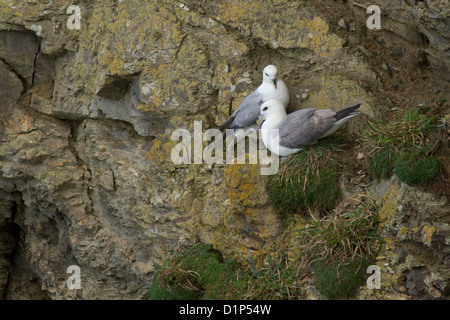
[3,115,36,135]
[421,225,439,245]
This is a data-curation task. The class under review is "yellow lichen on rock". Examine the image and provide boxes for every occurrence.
[253,15,343,57]
[137,34,214,114]
[398,226,410,238]
[78,0,188,97]
[216,0,343,57]
[217,0,262,25]
[192,162,281,264]
[223,162,268,212]
[145,135,179,170]
[281,216,310,266]
[378,184,400,227]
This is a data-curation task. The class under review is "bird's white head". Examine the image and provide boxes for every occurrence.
[262,65,278,88]
[256,99,286,125]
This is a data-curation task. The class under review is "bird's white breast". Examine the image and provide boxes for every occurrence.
[259,80,289,107]
[261,117,301,157]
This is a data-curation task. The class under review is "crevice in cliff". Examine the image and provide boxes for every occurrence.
[111,170,116,192]
[173,33,188,60]
[0,57,28,97]
[67,120,95,215]
[1,194,22,300]
[67,120,84,168]
[90,117,153,141]
[30,38,41,88]
[227,97,234,117]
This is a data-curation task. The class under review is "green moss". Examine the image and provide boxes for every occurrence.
[394,151,442,185]
[267,141,341,216]
[314,255,372,299]
[368,149,397,180]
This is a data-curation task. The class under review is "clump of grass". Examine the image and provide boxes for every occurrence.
[394,150,442,185]
[150,244,301,300]
[313,255,371,299]
[239,257,300,300]
[295,196,379,267]
[292,195,379,298]
[368,149,397,179]
[150,271,201,300]
[150,244,240,300]
[362,106,439,181]
[151,196,380,300]
[363,107,438,153]
[267,139,342,217]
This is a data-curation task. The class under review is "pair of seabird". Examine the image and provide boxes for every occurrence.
[219,65,360,157]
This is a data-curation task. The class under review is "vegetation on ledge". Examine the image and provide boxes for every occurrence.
[313,255,372,299]
[291,195,380,298]
[150,244,301,300]
[266,138,342,217]
[394,151,442,185]
[362,104,444,185]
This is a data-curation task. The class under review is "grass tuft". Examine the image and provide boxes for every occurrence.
[362,106,441,183]
[368,149,397,180]
[238,257,301,300]
[291,194,379,298]
[313,255,371,299]
[362,107,438,154]
[267,138,342,217]
[150,244,239,300]
[150,244,301,300]
[393,150,442,185]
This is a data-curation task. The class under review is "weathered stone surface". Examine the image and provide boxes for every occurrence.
[0,60,23,103]
[0,30,38,88]
[357,176,450,299]
[355,0,450,95]
[95,75,131,101]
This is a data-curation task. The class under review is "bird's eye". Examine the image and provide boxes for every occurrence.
[262,107,268,111]
[264,72,269,77]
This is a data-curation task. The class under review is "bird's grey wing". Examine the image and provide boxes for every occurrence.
[277,108,336,148]
[219,90,263,130]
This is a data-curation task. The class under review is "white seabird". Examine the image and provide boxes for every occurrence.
[219,65,289,149]
[219,65,289,130]
[257,99,361,158]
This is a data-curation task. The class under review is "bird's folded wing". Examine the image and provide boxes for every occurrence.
[278,108,336,148]
[219,90,263,130]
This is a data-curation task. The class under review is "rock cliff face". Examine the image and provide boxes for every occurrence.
[0,0,448,299]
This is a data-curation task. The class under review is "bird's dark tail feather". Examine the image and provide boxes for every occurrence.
[335,103,361,121]
[219,114,236,131]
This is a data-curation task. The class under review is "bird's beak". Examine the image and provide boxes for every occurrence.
[273,78,277,89]
[256,113,265,125]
